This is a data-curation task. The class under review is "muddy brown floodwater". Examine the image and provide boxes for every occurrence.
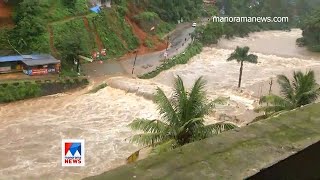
[0,29,320,180]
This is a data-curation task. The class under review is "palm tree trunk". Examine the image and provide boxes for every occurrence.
[238,60,244,88]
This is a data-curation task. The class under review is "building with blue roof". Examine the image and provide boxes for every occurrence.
[90,5,101,13]
[0,54,61,76]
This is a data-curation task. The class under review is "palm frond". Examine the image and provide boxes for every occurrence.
[297,87,320,105]
[128,119,168,133]
[173,75,189,123]
[292,71,304,93]
[151,139,178,154]
[227,52,238,62]
[242,46,250,55]
[193,122,237,140]
[277,74,295,101]
[207,122,237,134]
[257,95,293,113]
[294,70,320,106]
[192,96,228,119]
[227,46,256,64]
[246,54,258,63]
[130,133,168,146]
[192,101,215,119]
[178,118,204,135]
[187,76,209,119]
[154,87,179,125]
[227,46,242,62]
[255,70,319,121]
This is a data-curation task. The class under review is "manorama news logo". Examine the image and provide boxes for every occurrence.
[62,139,85,167]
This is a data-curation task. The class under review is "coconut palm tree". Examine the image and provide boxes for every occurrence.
[128,76,236,157]
[227,46,258,88]
[255,70,320,119]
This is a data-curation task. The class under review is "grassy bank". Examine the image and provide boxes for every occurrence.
[89,9,139,59]
[0,78,89,103]
[0,83,41,103]
[88,83,108,93]
[52,18,96,57]
[139,42,203,79]
[133,11,175,38]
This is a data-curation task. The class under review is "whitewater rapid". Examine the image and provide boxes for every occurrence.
[0,88,159,179]
[0,29,320,179]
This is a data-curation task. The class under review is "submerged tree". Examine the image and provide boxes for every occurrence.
[127,76,236,161]
[227,46,258,88]
[255,70,320,120]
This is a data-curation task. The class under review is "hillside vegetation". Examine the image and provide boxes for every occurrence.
[1,0,319,70]
[0,0,182,71]
[297,7,320,52]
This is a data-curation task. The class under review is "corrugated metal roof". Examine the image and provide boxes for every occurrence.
[22,58,60,66]
[0,55,23,62]
[0,55,60,66]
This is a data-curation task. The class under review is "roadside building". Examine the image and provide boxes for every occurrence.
[0,54,61,76]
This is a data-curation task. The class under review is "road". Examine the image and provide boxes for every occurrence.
[120,23,195,76]
[83,22,196,78]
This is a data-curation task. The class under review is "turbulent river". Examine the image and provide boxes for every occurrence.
[0,29,320,179]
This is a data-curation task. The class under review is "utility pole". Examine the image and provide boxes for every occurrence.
[266,78,273,108]
[132,50,138,75]
[164,36,169,60]
[269,78,273,95]
[166,36,170,51]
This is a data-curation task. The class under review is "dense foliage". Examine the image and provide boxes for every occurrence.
[11,0,49,53]
[1,0,140,71]
[297,8,320,52]
[147,0,204,23]
[53,18,95,64]
[193,21,224,45]
[255,70,320,120]
[129,76,236,154]
[0,83,41,103]
[0,78,89,103]
[90,9,139,57]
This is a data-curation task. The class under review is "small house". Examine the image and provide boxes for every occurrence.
[0,54,61,76]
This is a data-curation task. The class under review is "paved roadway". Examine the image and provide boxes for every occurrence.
[83,22,197,78]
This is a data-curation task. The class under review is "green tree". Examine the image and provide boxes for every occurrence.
[255,70,320,119]
[128,76,236,155]
[148,0,203,22]
[227,46,258,88]
[62,0,76,8]
[194,22,224,45]
[55,34,82,66]
[298,8,320,52]
[12,0,47,52]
